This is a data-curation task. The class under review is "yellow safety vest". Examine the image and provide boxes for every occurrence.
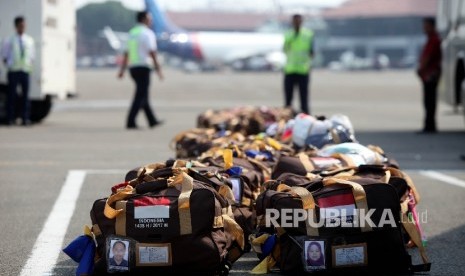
[127,25,144,66]
[284,28,313,74]
[8,34,34,73]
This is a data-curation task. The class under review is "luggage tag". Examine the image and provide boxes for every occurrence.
[301,238,328,272]
[331,243,367,268]
[229,176,244,205]
[106,235,135,273]
[136,243,172,267]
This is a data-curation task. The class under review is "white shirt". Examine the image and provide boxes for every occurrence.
[125,24,157,68]
[1,33,35,72]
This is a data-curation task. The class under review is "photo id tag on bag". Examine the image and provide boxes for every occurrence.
[331,243,368,268]
[106,236,133,273]
[230,177,243,205]
[136,243,172,266]
[301,239,327,272]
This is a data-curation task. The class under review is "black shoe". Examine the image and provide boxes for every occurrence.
[22,120,31,126]
[126,125,138,130]
[150,119,164,128]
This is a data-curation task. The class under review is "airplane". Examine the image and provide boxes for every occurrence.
[147,0,286,71]
[102,0,286,71]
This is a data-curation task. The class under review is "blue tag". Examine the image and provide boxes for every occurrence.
[226,166,242,176]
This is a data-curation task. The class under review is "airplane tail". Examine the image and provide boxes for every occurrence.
[144,0,184,35]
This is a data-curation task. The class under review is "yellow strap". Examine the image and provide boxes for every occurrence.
[213,215,224,228]
[290,187,315,210]
[172,160,188,169]
[250,233,269,254]
[218,185,236,204]
[388,168,421,204]
[242,197,252,207]
[222,206,234,218]
[169,171,194,235]
[140,163,165,175]
[84,225,92,237]
[297,153,315,172]
[115,200,127,236]
[251,233,270,246]
[222,214,245,250]
[223,149,233,170]
[401,211,429,264]
[332,153,357,167]
[247,157,272,179]
[251,242,280,274]
[251,256,271,274]
[323,178,372,232]
[380,169,391,183]
[92,224,102,237]
[104,186,134,219]
[276,184,318,236]
[266,137,282,150]
[367,144,385,155]
[290,186,318,236]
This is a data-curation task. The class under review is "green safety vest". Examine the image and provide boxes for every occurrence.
[284,28,313,74]
[9,35,34,73]
[127,25,144,66]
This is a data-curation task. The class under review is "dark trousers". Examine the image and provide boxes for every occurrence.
[422,79,438,131]
[127,67,157,127]
[7,71,30,123]
[284,73,310,114]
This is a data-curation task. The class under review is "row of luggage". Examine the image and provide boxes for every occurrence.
[64,106,431,275]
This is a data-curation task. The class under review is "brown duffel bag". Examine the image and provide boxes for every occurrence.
[90,169,244,275]
[125,159,256,253]
[197,106,294,135]
[252,177,430,275]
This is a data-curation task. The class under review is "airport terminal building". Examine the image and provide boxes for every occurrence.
[320,0,438,69]
[167,0,438,69]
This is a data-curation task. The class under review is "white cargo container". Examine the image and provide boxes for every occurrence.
[0,0,76,122]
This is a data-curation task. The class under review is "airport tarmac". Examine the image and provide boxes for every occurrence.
[1,68,464,276]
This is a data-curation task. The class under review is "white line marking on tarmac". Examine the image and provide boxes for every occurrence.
[20,170,87,276]
[420,170,465,189]
[20,169,464,275]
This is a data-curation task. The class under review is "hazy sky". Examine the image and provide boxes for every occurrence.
[74,0,347,12]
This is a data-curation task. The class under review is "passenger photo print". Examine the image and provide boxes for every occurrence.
[107,236,131,272]
[302,239,326,272]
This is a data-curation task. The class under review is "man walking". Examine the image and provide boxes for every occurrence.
[283,14,314,115]
[118,11,163,129]
[2,16,35,126]
[417,17,441,133]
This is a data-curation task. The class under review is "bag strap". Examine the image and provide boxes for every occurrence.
[319,166,356,177]
[388,167,420,204]
[400,201,430,265]
[168,170,194,235]
[331,153,357,167]
[104,185,134,219]
[104,170,195,236]
[297,153,315,172]
[223,148,234,170]
[323,178,372,233]
[276,184,319,236]
[115,200,127,236]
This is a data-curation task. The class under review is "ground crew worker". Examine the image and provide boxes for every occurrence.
[1,16,35,126]
[283,14,314,115]
[118,11,163,129]
[417,17,441,134]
